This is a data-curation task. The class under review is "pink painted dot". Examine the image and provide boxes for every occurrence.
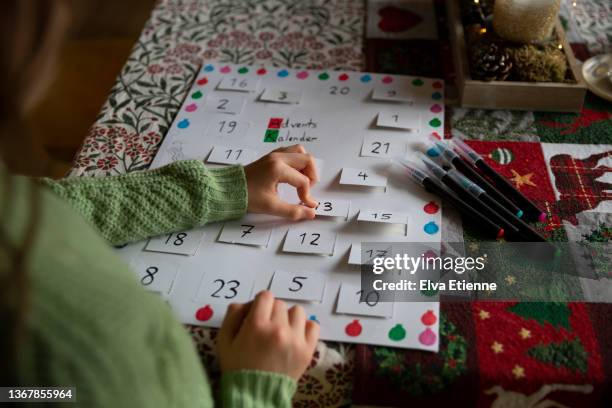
[419,328,437,346]
[196,77,208,86]
[296,71,309,79]
[338,73,349,81]
[432,81,443,89]
[431,132,442,140]
[430,104,443,113]
[220,66,231,73]
[382,76,393,84]
[423,201,440,214]
[256,68,267,75]
[185,103,198,112]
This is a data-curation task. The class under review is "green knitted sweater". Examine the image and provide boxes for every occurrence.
[2,160,296,407]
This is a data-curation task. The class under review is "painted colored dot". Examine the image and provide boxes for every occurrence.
[418,328,437,346]
[196,77,208,86]
[388,324,406,341]
[203,64,215,72]
[338,73,349,81]
[424,201,440,214]
[432,81,443,89]
[238,67,249,74]
[345,319,362,337]
[426,147,440,157]
[318,72,330,80]
[360,74,372,83]
[220,66,231,73]
[195,305,213,321]
[256,68,267,75]
[309,315,320,324]
[185,103,197,112]
[431,132,442,140]
[432,92,443,100]
[430,104,443,113]
[191,90,203,99]
[412,78,424,86]
[423,250,438,259]
[382,75,393,84]
[429,118,442,128]
[421,310,437,326]
[177,119,190,129]
[277,69,289,78]
[296,71,309,79]
[424,221,439,235]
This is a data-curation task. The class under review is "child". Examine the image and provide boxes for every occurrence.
[0,0,320,406]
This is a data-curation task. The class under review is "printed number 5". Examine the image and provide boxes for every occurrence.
[289,276,307,292]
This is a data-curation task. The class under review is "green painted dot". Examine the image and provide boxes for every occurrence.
[191,90,203,99]
[429,118,442,128]
[238,67,249,74]
[318,72,330,80]
[388,324,406,341]
[412,78,424,86]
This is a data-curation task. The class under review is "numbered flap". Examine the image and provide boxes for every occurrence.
[376,111,420,130]
[132,258,179,294]
[217,76,259,92]
[339,168,387,188]
[360,134,405,158]
[206,119,250,138]
[348,242,394,265]
[217,220,274,247]
[269,270,326,302]
[371,87,414,103]
[259,88,302,104]
[314,198,350,218]
[145,230,205,256]
[357,209,409,225]
[336,283,394,318]
[282,229,337,256]
[204,95,246,115]
[207,145,258,165]
[194,268,256,304]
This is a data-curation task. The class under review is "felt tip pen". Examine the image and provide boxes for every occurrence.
[447,169,548,242]
[417,153,521,237]
[452,137,547,223]
[396,158,505,240]
[428,136,524,219]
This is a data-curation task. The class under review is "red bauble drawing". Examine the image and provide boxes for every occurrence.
[345,319,362,337]
[421,310,437,326]
[195,305,213,322]
[378,6,423,33]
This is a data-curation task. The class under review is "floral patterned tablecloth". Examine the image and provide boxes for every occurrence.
[70,0,611,406]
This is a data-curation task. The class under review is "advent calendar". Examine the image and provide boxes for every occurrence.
[116,63,445,351]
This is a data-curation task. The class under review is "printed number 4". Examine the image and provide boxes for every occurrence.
[299,232,320,246]
[358,171,368,180]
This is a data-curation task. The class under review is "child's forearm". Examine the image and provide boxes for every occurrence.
[38,160,247,246]
[220,370,297,407]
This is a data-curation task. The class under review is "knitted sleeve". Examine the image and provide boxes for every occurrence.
[39,160,247,246]
[220,371,297,407]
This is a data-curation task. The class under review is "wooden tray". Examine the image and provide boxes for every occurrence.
[446,0,587,112]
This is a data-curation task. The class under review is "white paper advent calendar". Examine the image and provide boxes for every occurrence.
[116,63,445,351]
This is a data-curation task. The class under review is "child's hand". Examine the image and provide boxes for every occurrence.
[244,144,318,220]
[217,290,320,381]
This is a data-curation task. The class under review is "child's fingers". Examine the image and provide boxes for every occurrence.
[288,305,306,331]
[278,166,317,207]
[276,144,306,154]
[271,299,289,325]
[282,153,319,185]
[219,302,250,343]
[305,319,320,348]
[247,290,275,322]
[268,197,315,220]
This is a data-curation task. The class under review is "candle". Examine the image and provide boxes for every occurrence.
[493,0,561,43]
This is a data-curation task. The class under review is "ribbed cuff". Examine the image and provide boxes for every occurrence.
[202,164,248,222]
[220,370,297,408]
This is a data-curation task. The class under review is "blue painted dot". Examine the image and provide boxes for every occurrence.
[277,69,289,78]
[309,315,320,324]
[360,74,372,83]
[177,119,190,129]
[426,147,440,157]
[203,64,214,72]
[424,221,440,235]
[432,92,442,100]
